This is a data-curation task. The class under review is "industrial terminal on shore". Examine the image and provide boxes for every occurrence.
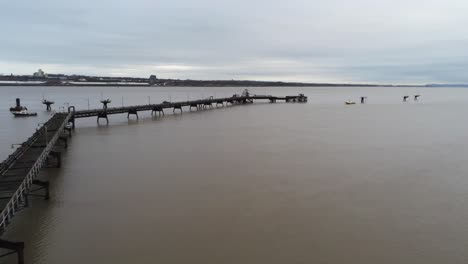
[0,69,415,88]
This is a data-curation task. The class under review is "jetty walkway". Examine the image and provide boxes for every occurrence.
[69,94,307,125]
[0,112,72,262]
[0,93,306,263]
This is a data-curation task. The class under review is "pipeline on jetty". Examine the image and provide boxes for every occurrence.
[68,94,308,126]
[0,93,306,263]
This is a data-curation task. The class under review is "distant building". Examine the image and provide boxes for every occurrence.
[47,73,66,78]
[33,69,46,78]
[149,75,158,85]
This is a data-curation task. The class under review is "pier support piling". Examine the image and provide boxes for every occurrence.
[189,103,198,111]
[127,108,139,120]
[31,180,50,200]
[64,126,72,138]
[58,135,68,149]
[173,104,183,113]
[203,102,212,109]
[97,111,109,124]
[0,239,24,264]
[22,194,29,208]
[151,106,164,117]
[48,151,62,168]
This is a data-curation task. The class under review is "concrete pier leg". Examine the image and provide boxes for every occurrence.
[173,106,183,113]
[97,112,109,125]
[101,117,109,124]
[49,151,62,168]
[58,136,68,149]
[32,180,50,200]
[18,248,24,264]
[152,107,164,117]
[70,119,75,130]
[23,194,29,208]
[127,109,139,120]
[0,239,25,264]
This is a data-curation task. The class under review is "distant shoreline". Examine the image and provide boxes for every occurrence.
[0,83,446,88]
[0,74,465,87]
[0,82,422,88]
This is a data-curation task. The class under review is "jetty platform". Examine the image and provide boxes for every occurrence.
[0,93,306,263]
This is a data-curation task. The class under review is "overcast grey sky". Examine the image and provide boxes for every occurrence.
[1,0,467,84]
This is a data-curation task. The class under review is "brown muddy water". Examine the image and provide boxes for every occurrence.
[1,86,468,263]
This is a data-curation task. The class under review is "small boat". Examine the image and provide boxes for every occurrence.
[12,109,37,117]
[345,100,356,105]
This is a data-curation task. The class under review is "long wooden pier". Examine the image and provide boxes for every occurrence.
[0,93,306,263]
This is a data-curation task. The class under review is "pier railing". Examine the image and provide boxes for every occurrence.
[0,133,42,176]
[72,94,307,119]
[0,113,71,234]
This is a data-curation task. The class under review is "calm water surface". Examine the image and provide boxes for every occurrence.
[1,86,468,263]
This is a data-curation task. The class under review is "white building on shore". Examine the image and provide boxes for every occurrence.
[33,69,46,78]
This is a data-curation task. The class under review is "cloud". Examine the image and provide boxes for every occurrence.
[1,0,468,83]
